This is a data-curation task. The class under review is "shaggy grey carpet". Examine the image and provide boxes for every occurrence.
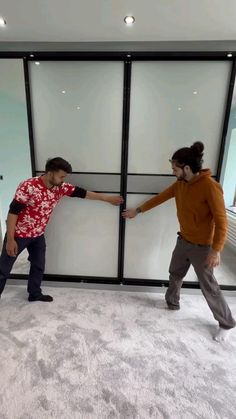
[0,285,236,419]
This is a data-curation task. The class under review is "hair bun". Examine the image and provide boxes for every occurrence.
[190,141,204,156]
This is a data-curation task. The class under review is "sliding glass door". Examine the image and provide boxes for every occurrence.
[29,61,124,277]
[124,61,231,283]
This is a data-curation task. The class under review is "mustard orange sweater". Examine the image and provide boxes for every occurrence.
[139,169,227,252]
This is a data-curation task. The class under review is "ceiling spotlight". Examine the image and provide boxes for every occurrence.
[62,90,66,94]
[0,17,6,27]
[178,107,182,111]
[35,61,40,65]
[227,53,233,58]
[193,91,198,95]
[76,106,80,110]
[127,54,131,58]
[124,16,135,25]
[30,54,34,58]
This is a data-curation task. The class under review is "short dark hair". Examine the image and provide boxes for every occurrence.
[45,157,72,173]
[170,141,204,174]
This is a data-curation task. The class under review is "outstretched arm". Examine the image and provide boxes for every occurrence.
[85,191,124,206]
[68,185,123,205]
[122,184,175,219]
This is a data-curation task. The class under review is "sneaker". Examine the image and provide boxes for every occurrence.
[166,302,180,310]
[28,294,53,302]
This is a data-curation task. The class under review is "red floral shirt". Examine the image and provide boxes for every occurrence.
[14,176,75,238]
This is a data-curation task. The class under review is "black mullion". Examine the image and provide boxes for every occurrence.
[23,58,36,176]
[117,61,132,281]
[216,59,236,181]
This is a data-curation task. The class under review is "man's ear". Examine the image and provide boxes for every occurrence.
[183,165,191,174]
[47,171,53,179]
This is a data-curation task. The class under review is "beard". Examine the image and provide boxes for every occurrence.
[176,171,187,182]
[49,176,63,187]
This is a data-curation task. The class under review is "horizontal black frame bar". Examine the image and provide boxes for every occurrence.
[36,171,121,175]
[9,274,236,290]
[0,51,236,61]
[35,171,217,177]
[126,192,159,195]
[9,273,121,285]
[123,279,236,290]
[128,173,175,177]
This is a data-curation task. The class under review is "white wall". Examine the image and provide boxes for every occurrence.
[0,59,32,239]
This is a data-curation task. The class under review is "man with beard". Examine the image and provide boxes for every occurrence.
[0,157,123,302]
[122,142,235,342]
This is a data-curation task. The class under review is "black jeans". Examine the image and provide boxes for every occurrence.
[0,234,46,298]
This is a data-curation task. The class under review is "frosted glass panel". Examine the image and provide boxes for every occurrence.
[124,194,197,281]
[36,172,121,193]
[44,196,119,277]
[127,175,175,193]
[29,61,124,172]
[128,61,231,174]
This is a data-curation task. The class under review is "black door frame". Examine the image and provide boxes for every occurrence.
[1,50,235,290]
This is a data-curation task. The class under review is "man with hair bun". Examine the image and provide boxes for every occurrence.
[123,142,235,342]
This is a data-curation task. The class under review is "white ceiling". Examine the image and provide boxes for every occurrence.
[0,0,236,43]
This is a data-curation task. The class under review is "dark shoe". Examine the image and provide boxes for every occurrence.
[166,302,180,310]
[28,294,53,302]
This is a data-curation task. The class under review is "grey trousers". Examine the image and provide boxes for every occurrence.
[165,235,236,329]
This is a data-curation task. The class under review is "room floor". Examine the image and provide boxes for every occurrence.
[0,285,236,419]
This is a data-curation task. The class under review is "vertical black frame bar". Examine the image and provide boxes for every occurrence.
[118,60,132,281]
[216,59,236,180]
[23,58,36,176]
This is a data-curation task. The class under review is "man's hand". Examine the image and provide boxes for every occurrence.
[107,196,124,206]
[6,239,18,257]
[206,249,220,268]
[122,209,138,219]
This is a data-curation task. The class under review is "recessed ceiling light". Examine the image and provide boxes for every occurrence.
[193,91,198,95]
[227,53,233,58]
[35,61,40,65]
[124,16,135,25]
[30,54,34,58]
[178,107,182,111]
[62,90,66,94]
[127,54,131,58]
[0,17,6,27]
[76,106,80,110]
